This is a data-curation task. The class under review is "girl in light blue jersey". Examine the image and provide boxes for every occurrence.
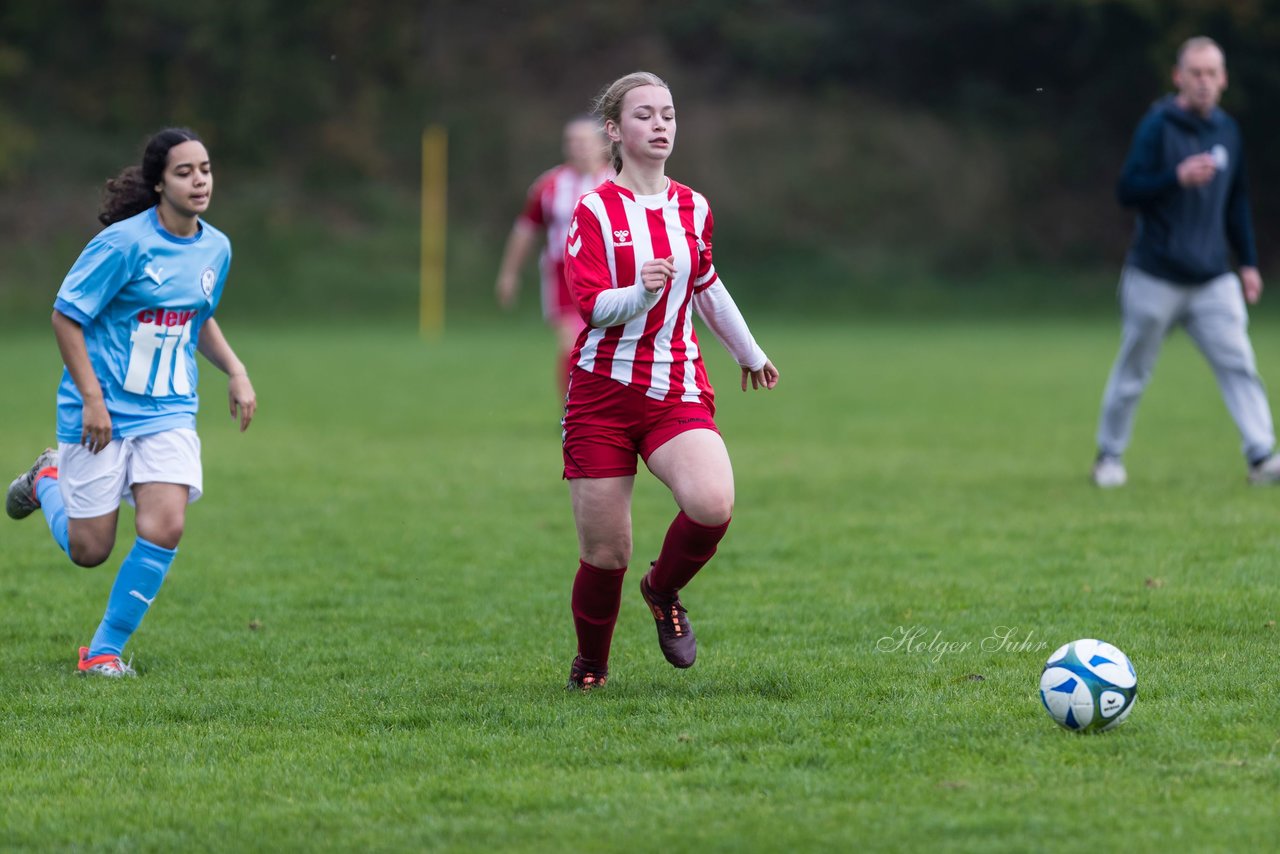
[5,128,256,677]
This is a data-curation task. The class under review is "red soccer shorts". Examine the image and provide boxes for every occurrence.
[562,368,719,479]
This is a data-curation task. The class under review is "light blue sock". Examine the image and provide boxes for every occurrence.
[35,476,70,555]
[89,536,177,658]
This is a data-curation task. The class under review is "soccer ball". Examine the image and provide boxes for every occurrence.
[1039,639,1137,733]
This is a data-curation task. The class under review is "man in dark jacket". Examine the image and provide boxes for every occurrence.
[1092,36,1274,487]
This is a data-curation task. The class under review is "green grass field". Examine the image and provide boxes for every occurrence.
[2,316,1278,852]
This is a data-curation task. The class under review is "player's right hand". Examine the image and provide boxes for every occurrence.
[1176,153,1217,187]
[81,398,112,454]
[641,256,676,293]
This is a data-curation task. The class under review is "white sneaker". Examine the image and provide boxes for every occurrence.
[1248,455,1280,485]
[1091,455,1127,488]
[77,646,137,678]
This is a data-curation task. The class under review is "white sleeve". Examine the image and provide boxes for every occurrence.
[693,280,768,371]
[591,284,663,328]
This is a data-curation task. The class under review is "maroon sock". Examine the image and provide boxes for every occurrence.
[571,560,628,668]
[647,512,730,595]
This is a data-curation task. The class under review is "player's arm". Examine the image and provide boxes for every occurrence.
[693,281,778,391]
[197,318,256,432]
[1116,116,1182,206]
[688,203,778,391]
[497,177,552,309]
[51,310,112,453]
[51,236,133,453]
[588,272,664,327]
[565,204,663,328]
[590,255,670,327]
[496,218,539,310]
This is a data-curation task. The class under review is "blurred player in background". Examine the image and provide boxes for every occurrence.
[496,115,613,394]
[560,72,779,690]
[1092,37,1276,488]
[5,128,256,676]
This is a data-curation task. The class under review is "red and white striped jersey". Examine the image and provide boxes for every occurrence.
[521,163,614,273]
[565,178,720,402]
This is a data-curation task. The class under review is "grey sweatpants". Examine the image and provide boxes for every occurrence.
[1096,265,1275,463]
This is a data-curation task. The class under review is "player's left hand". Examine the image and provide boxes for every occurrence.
[1241,266,1263,305]
[228,373,257,432]
[741,360,779,392]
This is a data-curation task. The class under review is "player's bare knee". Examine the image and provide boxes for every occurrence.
[135,504,185,548]
[69,541,112,568]
[69,551,109,568]
[684,494,733,527]
[582,540,631,570]
[137,519,184,550]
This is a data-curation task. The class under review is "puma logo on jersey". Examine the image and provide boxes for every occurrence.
[613,229,632,246]
[129,590,156,606]
[144,265,165,287]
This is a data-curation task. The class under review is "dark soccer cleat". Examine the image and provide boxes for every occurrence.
[566,656,607,691]
[6,448,58,520]
[640,568,696,669]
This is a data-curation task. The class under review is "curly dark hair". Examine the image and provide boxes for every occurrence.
[98,127,203,226]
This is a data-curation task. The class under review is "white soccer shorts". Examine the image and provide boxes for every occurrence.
[57,428,203,519]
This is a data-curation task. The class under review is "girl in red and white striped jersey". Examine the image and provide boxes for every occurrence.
[560,71,779,690]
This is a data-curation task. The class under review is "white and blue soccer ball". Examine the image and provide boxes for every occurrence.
[1039,639,1137,733]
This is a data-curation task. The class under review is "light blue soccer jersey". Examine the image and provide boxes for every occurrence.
[53,206,231,443]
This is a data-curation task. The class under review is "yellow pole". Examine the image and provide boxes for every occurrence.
[420,125,447,337]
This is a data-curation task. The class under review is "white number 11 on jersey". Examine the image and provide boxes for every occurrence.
[123,320,192,396]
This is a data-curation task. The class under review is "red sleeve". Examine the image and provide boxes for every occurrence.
[564,202,611,324]
[693,206,718,293]
[520,173,551,227]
